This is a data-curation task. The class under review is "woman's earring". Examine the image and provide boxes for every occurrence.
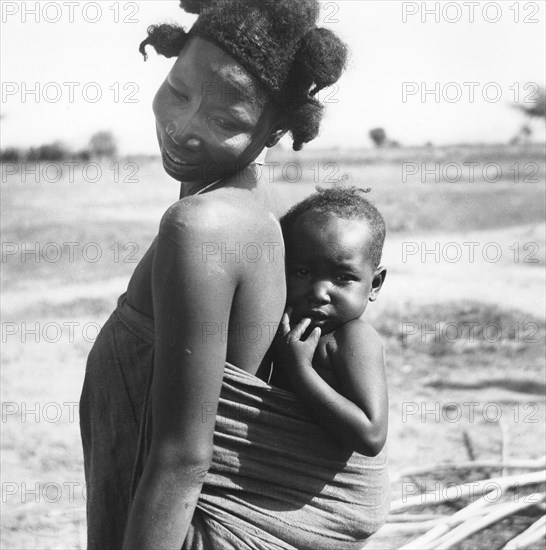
[166,123,176,136]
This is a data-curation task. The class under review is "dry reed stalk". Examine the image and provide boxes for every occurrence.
[462,430,476,462]
[390,456,546,483]
[387,514,450,523]
[384,501,514,536]
[378,519,446,534]
[46,506,86,517]
[390,470,545,512]
[501,515,546,549]
[399,493,544,550]
[431,493,545,550]
[499,418,509,478]
[398,493,505,549]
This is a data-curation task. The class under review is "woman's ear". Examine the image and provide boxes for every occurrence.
[369,266,387,302]
[265,126,288,148]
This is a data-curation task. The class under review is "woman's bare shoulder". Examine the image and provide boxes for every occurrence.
[159,189,282,242]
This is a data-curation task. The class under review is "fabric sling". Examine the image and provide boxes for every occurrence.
[80,293,390,550]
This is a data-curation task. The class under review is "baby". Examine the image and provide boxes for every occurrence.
[272,186,388,456]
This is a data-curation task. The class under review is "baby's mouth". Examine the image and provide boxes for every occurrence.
[308,310,328,321]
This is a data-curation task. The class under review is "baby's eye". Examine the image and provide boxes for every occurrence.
[336,273,353,282]
[295,268,311,278]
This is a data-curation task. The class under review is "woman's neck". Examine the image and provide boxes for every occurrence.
[179,179,221,199]
[178,149,268,199]
[178,162,264,199]
[177,164,281,219]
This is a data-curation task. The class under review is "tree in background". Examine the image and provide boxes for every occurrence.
[0,130,119,162]
[510,85,545,144]
[89,131,118,159]
[0,148,22,162]
[369,127,387,148]
[27,142,70,161]
[515,86,546,120]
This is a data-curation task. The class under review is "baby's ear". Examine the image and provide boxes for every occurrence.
[265,126,288,148]
[369,266,387,302]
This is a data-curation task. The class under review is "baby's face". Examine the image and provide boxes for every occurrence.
[153,36,278,183]
[285,212,380,334]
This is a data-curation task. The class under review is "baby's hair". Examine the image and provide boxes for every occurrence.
[281,187,386,269]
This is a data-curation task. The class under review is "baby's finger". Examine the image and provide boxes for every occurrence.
[288,317,311,341]
[310,326,322,344]
[279,312,291,337]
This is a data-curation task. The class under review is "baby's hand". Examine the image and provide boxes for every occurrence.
[275,309,321,371]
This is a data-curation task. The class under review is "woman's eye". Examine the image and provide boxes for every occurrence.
[213,117,238,131]
[295,268,310,278]
[167,83,189,102]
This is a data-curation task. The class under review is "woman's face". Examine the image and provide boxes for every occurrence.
[153,36,279,183]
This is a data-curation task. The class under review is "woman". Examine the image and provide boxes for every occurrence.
[80,1,386,549]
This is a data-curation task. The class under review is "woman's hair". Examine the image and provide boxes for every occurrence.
[281,187,386,270]
[139,0,348,151]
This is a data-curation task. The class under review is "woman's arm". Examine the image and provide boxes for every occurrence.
[276,315,388,457]
[123,199,240,550]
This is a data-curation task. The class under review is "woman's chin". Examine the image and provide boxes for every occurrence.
[160,151,243,185]
[161,154,209,183]
[163,162,197,182]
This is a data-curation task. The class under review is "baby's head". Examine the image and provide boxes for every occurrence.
[140,0,348,183]
[281,187,387,334]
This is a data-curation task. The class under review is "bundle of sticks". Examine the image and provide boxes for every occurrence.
[382,456,545,550]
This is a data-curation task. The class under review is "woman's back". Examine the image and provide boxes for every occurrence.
[126,182,286,380]
[81,179,287,549]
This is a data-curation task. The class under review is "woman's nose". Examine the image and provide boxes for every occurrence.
[309,280,331,305]
[165,118,203,151]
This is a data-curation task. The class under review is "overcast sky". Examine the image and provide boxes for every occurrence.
[1,1,545,154]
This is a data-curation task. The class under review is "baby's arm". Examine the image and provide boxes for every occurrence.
[326,320,388,454]
[275,315,388,456]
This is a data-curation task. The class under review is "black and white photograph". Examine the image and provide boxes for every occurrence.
[1,1,545,548]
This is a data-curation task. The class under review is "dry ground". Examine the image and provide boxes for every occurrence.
[1,145,544,548]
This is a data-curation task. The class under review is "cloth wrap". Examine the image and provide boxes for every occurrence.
[80,293,390,550]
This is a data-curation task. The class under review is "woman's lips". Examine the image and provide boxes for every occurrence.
[163,148,195,166]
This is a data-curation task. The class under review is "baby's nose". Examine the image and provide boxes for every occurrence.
[309,280,331,304]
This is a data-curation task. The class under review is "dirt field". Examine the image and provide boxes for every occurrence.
[1,145,544,549]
